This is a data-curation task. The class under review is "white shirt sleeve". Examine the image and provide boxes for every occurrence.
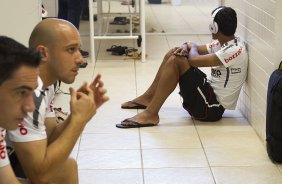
[206,41,221,54]
[7,78,47,142]
[215,44,244,68]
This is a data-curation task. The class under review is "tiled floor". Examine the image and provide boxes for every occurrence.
[53,1,282,183]
[79,0,219,35]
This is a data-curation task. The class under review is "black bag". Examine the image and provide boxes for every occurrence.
[266,61,282,162]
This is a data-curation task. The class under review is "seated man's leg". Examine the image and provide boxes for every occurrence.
[121,48,179,109]
[118,54,191,128]
[52,158,78,184]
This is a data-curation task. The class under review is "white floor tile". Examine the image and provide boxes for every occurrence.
[144,168,215,184]
[212,166,282,184]
[79,169,143,184]
[80,132,140,150]
[205,146,273,167]
[141,128,201,149]
[142,148,208,168]
[195,118,264,148]
[77,150,141,169]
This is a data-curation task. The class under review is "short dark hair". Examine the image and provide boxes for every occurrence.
[213,6,237,36]
[0,36,41,85]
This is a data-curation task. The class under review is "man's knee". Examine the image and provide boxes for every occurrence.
[164,48,176,61]
[168,56,191,75]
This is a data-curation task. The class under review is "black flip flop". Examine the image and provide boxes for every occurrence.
[121,101,147,109]
[116,118,156,128]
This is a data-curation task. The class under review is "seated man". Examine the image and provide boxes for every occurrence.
[7,19,109,184]
[0,36,40,184]
[117,6,248,128]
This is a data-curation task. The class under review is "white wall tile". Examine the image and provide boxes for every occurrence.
[224,0,282,141]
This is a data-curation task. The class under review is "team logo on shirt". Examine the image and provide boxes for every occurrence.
[231,68,241,74]
[19,123,28,135]
[224,46,243,63]
[209,42,220,48]
[211,68,222,78]
[0,129,6,159]
[49,100,54,112]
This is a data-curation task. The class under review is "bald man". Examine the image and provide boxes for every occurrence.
[7,19,109,184]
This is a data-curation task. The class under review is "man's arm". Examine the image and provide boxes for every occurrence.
[188,43,222,67]
[47,74,108,143]
[0,165,20,184]
[173,43,208,57]
[12,85,96,184]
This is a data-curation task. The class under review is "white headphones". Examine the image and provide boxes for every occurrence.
[209,7,223,34]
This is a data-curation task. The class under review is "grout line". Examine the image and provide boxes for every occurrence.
[193,120,217,184]
[139,128,146,184]
[134,59,145,184]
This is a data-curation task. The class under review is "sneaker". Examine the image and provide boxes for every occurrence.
[80,49,89,58]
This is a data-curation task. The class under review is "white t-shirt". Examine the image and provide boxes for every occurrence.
[0,127,9,167]
[8,78,56,142]
[206,37,248,109]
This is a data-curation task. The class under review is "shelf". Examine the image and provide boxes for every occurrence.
[89,0,146,62]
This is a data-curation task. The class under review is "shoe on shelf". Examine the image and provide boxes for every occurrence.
[80,49,89,58]
[79,62,88,68]
[110,17,129,25]
[106,45,126,54]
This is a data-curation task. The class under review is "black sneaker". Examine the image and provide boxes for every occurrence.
[80,49,89,58]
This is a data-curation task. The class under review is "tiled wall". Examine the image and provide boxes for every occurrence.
[223,0,282,141]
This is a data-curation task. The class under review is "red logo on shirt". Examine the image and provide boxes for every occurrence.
[49,100,54,112]
[0,129,6,159]
[224,47,243,63]
[209,42,220,48]
[19,123,28,135]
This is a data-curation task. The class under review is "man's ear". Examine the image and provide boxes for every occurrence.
[36,45,48,63]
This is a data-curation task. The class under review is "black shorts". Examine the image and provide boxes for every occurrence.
[179,68,225,121]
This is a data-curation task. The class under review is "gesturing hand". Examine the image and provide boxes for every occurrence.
[89,74,109,109]
[69,84,97,124]
[77,74,109,109]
